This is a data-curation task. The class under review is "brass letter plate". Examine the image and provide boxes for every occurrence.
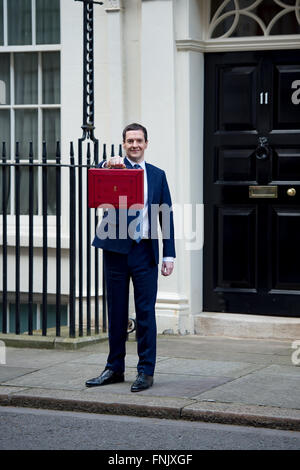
[249,186,278,198]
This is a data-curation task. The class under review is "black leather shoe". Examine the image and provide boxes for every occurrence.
[85,369,124,387]
[131,373,153,392]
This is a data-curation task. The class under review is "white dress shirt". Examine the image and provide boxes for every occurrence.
[126,158,149,239]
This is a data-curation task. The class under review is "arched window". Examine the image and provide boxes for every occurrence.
[209,0,300,39]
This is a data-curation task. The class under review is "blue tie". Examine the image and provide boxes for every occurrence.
[133,164,142,242]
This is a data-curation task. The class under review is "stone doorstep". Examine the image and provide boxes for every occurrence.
[195,312,300,341]
[0,332,108,350]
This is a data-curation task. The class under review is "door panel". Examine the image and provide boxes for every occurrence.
[273,64,300,129]
[204,50,300,317]
[271,207,300,290]
[218,66,258,131]
[272,148,300,181]
[217,148,256,182]
[216,206,257,290]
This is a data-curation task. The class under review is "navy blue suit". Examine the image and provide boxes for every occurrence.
[92,157,175,376]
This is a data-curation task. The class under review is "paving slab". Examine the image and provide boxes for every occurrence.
[5,348,78,368]
[194,372,300,409]
[186,352,292,366]
[0,366,37,383]
[127,374,233,398]
[156,336,293,357]
[69,353,169,368]
[155,357,264,378]
[84,371,233,399]
[253,364,300,377]
[2,363,103,391]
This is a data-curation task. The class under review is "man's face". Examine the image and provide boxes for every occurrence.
[123,130,148,163]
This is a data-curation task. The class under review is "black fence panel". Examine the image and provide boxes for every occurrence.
[0,139,120,338]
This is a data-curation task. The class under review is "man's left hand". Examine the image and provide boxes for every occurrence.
[161,261,174,277]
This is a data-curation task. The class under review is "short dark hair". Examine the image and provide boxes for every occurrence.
[122,123,148,143]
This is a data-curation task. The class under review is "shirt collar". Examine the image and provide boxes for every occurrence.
[126,157,146,170]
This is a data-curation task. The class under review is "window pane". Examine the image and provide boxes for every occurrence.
[250,0,282,27]
[43,109,60,160]
[0,166,11,215]
[0,0,3,45]
[0,54,10,105]
[211,14,235,38]
[0,109,10,157]
[230,15,264,37]
[36,0,60,44]
[15,53,38,105]
[8,0,32,45]
[0,110,11,214]
[270,11,300,35]
[0,167,10,214]
[42,52,60,104]
[47,167,56,215]
[9,304,38,333]
[18,166,38,215]
[43,107,60,215]
[15,109,38,159]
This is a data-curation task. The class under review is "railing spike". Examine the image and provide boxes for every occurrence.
[2,142,6,159]
[29,141,33,159]
[56,141,61,160]
[15,142,19,160]
[70,142,74,162]
[42,141,47,162]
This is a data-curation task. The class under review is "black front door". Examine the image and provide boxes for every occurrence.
[203,50,300,316]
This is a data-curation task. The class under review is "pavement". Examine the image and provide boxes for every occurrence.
[0,334,300,431]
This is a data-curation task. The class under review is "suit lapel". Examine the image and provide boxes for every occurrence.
[124,157,154,204]
[145,162,154,205]
[124,157,132,169]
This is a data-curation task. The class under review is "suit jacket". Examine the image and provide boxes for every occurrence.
[92,157,175,265]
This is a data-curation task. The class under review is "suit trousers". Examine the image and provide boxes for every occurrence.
[103,239,158,376]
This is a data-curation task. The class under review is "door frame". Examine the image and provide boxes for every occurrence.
[202,48,300,317]
[174,0,300,328]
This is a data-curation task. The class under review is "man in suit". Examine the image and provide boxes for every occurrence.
[85,123,175,392]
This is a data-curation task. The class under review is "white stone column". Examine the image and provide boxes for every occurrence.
[140,0,176,171]
[140,0,191,334]
[174,0,205,332]
[105,0,125,145]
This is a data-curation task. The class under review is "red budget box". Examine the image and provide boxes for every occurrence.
[88,168,144,209]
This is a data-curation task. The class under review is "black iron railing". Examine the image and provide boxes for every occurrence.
[0,140,122,338]
[0,0,134,339]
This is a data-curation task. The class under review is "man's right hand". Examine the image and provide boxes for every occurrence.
[106,156,126,169]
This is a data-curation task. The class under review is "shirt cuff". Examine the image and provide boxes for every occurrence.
[162,257,174,263]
